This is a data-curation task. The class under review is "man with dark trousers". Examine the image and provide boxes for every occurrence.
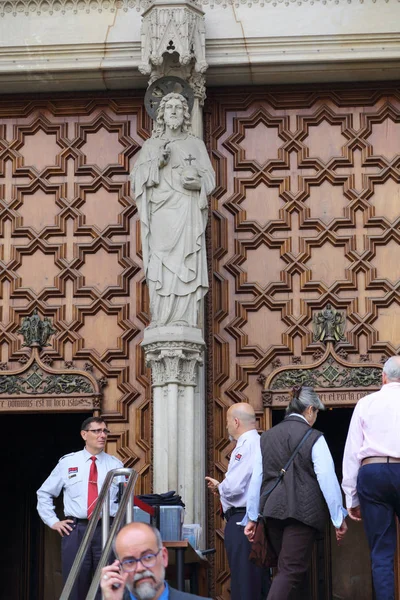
[100,522,211,600]
[205,402,266,600]
[37,416,123,600]
[342,356,400,600]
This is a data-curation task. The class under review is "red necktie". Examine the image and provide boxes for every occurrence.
[87,456,98,519]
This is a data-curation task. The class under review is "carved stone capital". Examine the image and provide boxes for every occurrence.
[145,342,203,386]
[142,325,204,386]
[140,0,207,95]
[188,70,207,104]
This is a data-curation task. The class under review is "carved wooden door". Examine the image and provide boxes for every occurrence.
[206,83,400,599]
[0,93,152,486]
[0,92,153,596]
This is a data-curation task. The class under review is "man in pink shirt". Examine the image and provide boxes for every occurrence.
[342,356,400,600]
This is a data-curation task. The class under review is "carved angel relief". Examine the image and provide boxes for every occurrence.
[313,304,346,344]
[18,309,56,349]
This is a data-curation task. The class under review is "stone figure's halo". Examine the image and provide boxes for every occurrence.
[144,76,195,121]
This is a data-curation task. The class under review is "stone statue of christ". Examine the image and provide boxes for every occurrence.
[131,92,215,328]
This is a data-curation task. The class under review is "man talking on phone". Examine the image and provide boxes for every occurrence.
[100,522,211,600]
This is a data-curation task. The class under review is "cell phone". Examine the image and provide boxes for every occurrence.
[111,561,122,590]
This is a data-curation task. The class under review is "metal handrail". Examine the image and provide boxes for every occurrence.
[59,467,138,600]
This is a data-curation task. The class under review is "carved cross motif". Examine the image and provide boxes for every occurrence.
[185,154,196,166]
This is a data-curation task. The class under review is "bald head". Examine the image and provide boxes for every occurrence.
[114,522,169,600]
[383,356,400,383]
[228,402,256,423]
[226,402,257,440]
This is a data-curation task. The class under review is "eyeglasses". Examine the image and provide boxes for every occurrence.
[85,428,110,435]
[120,549,162,573]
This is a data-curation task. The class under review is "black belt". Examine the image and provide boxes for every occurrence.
[362,456,400,466]
[224,507,246,522]
[66,516,114,525]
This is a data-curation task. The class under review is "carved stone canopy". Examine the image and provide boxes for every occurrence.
[0,348,102,414]
[139,0,208,102]
[140,0,207,74]
[262,343,382,408]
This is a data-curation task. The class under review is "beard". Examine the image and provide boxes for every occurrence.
[126,567,165,600]
[164,116,183,130]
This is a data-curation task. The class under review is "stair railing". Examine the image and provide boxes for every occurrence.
[59,467,138,600]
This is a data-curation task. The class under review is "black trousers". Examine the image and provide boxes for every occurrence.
[61,519,102,600]
[224,510,268,600]
[358,464,400,600]
[265,517,317,600]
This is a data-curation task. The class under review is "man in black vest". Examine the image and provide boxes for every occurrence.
[244,387,347,600]
[100,522,211,600]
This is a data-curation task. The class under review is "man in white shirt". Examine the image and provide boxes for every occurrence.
[37,416,123,600]
[342,356,400,600]
[205,402,266,600]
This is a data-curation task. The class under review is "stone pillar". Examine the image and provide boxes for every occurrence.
[142,326,204,524]
[138,0,211,531]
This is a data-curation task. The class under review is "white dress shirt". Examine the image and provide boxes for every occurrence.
[242,415,346,528]
[37,447,124,527]
[218,428,261,514]
[342,382,400,508]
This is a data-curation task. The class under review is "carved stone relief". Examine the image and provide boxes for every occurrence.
[0,0,390,18]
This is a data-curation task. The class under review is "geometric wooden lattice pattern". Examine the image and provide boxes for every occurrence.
[0,94,152,493]
[206,84,400,599]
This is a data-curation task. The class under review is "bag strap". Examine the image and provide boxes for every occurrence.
[281,427,313,474]
[260,427,314,502]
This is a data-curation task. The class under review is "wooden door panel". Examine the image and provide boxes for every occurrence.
[0,93,152,492]
[207,83,400,599]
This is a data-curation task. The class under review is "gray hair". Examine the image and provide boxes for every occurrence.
[383,357,400,382]
[285,386,325,416]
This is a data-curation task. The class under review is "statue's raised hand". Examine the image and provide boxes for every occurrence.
[159,142,171,168]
